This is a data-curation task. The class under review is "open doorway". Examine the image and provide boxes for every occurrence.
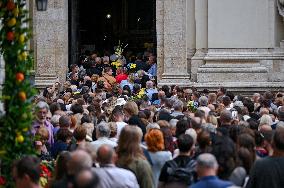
[69,0,156,65]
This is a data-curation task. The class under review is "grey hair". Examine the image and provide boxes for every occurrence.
[198,96,208,106]
[146,81,154,89]
[146,123,160,132]
[197,153,218,169]
[185,128,197,144]
[173,99,184,111]
[96,122,110,138]
[169,119,179,128]
[36,101,49,111]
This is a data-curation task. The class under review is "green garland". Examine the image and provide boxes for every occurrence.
[0,0,36,187]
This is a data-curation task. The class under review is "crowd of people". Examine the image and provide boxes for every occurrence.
[11,51,284,188]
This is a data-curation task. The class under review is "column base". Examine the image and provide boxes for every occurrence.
[193,82,284,96]
[158,73,192,87]
[35,74,59,90]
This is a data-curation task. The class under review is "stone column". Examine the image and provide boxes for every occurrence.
[156,0,164,82]
[33,0,68,89]
[158,0,190,86]
[191,0,208,82]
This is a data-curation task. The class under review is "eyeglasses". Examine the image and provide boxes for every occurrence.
[46,117,51,120]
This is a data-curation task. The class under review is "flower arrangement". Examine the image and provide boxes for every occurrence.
[127,63,136,73]
[0,0,36,186]
[131,88,148,101]
[39,160,54,188]
[187,101,199,113]
[114,40,128,58]
[111,60,122,69]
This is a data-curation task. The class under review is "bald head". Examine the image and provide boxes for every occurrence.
[75,169,99,188]
[68,150,93,175]
[96,145,115,165]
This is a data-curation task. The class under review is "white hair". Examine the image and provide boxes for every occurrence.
[185,128,197,144]
[36,101,49,111]
[197,153,219,169]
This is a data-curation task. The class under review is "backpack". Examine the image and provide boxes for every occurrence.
[166,159,196,185]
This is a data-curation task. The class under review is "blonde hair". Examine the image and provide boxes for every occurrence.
[123,101,139,116]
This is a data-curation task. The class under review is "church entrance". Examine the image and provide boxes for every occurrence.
[68,0,156,65]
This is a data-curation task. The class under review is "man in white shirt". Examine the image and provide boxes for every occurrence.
[90,122,117,152]
[111,107,128,139]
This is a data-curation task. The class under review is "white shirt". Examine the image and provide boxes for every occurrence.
[116,121,128,138]
[90,137,117,152]
[93,165,139,188]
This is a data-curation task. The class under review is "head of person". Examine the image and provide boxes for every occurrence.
[196,153,219,178]
[57,128,73,143]
[104,67,113,76]
[197,130,211,150]
[71,104,84,114]
[73,126,87,142]
[199,96,208,107]
[146,80,154,89]
[208,93,217,104]
[70,64,79,73]
[169,119,178,136]
[173,99,184,112]
[108,122,117,138]
[185,128,197,145]
[176,119,190,138]
[278,106,284,121]
[35,127,49,145]
[70,73,79,81]
[59,115,71,129]
[96,144,116,165]
[74,168,99,188]
[117,126,144,165]
[95,57,102,64]
[50,114,61,127]
[219,110,232,125]
[96,121,110,139]
[148,55,156,65]
[123,101,139,118]
[35,101,50,123]
[217,87,226,97]
[273,127,284,153]
[177,134,194,154]
[68,150,93,176]
[12,156,41,188]
[259,114,273,126]
[145,129,165,152]
[54,151,71,180]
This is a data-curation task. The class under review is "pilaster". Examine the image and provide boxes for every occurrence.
[158,0,191,86]
[33,0,68,89]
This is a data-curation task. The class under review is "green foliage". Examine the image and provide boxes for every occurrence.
[0,0,37,187]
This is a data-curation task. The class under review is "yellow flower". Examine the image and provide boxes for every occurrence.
[40,177,48,187]
[7,18,16,27]
[16,134,24,143]
[21,51,28,60]
[130,64,136,69]
[19,34,25,44]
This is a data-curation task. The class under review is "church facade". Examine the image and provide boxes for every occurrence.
[1,0,284,95]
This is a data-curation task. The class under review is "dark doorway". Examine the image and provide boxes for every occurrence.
[69,0,156,65]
